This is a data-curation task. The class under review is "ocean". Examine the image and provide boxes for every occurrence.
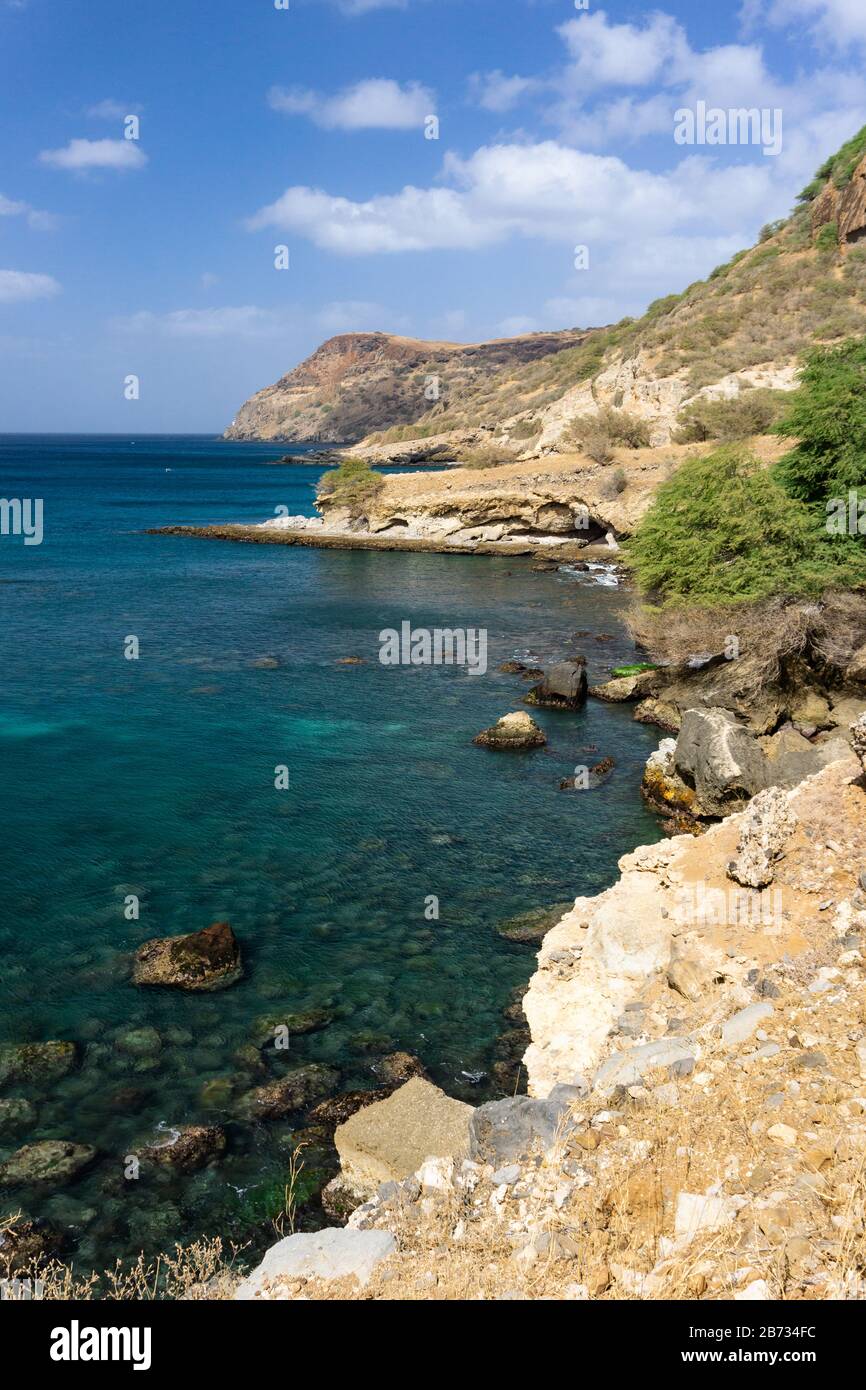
[0,434,662,1269]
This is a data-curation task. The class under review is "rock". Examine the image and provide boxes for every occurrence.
[235,1064,339,1122]
[675,1192,738,1242]
[767,1123,797,1146]
[0,1041,78,1089]
[593,1039,696,1090]
[235,1227,396,1299]
[469,1086,582,1165]
[589,669,659,703]
[634,697,681,733]
[251,655,280,669]
[497,902,572,943]
[525,660,588,710]
[491,1163,521,1186]
[140,1125,226,1173]
[473,711,546,750]
[853,712,866,775]
[674,708,767,816]
[0,1097,36,1136]
[735,1279,772,1301]
[132,921,242,992]
[0,1141,97,1189]
[115,1026,162,1057]
[787,690,832,729]
[372,1052,429,1087]
[641,739,700,820]
[334,1078,472,1202]
[762,725,851,788]
[667,955,706,1003]
[308,1089,391,1129]
[251,1009,334,1046]
[721,1002,774,1048]
[0,1218,60,1276]
[727,787,797,889]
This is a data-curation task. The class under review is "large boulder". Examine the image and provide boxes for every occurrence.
[761,726,851,787]
[469,1086,583,1166]
[525,660,588,710]
[132,921,242,992]
[674,708,767,816]
[473,711,546,749]
[726,787,798,889]
[333,1077,472,1203]
[0,1141,97,1189]
[235,1228,396,1299]
[0,1041,78,1089]
[589,668,660,703]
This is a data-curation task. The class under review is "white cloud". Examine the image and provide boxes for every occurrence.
[0,270,61,303]
[114,306,283,339]
[0,193,58,231]
[747,0,866,48]
[39,139,147,172]
[86,99,141,120]
[246,184,493,253]
[468,71,540,114]
[268,78,434,130]
[556,10,689,91]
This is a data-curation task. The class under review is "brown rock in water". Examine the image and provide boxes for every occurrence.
[132,921,242,992]
[308,1089,391,1129]
[473,711,546,749]
[373,1052,429,1087]
[235,1064,340,1122]
[0,1041,78,1089]
[140,1125,226,1174]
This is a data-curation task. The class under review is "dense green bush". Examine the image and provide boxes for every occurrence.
[774,338,866,504]
[316,458,384,517]
[566,407,651,457]
[673,389,786,443]
[627,445,866,606]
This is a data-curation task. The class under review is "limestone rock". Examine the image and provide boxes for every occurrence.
[235,1227,396,1298]
[473,711,546,750]
[675,1192,738,1242]
[727,786,797,889]
[674,708,767,816]
[334,1078,472,1202]
[469,1087,582,1165]
[589,669,659,703]
[132,921,242,992]
[497,902,573,944]
[721,1002,774,1048]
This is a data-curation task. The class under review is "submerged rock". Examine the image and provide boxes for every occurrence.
[0,1141,97,1189]
[251,1009,334,1047]
[371,1052,429,1087]
[0,1097,37,1137]
[132,921,242,992]
[235,1064,339,1122]
[308,1088,391,1129]
[0,1041,78,1089]
[0,1217,61,1276]
[140,1124,227,1173]
[473,711,546,750]
[525,660,588,710]
[497,902,573,944]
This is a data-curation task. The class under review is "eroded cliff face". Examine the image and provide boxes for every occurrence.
[224,329,587,443]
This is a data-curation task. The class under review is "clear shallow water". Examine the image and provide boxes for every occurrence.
[0,435,662,1268]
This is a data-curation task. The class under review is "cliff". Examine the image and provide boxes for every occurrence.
[225,129,866,457]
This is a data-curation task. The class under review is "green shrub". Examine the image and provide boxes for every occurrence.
[316,458,384,517]
[626,445,866,606]
[815,222,839,252]
[775,337,866,505]
[567,407,651,453]
[673,389,787,443]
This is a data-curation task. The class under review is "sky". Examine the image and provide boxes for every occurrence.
[2,0,866,432]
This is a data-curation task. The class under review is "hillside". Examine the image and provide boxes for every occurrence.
[225,128,866,455]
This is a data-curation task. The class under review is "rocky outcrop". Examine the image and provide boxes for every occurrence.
[225,330,586,444]
[132,921,242,993]
[473,711,546,750]
[525,660,588,711]
[140,1125,227,1174]
[674,708,768,816]
[235,1064,339,1122]
[235,1228,396,1299]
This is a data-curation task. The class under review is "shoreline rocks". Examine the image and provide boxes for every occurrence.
[132,921,243,993]
[0,1041,78,1089]
[525,660,588,710]
[0,1141,97,1189]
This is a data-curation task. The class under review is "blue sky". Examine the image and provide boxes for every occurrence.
[2,0,866,431]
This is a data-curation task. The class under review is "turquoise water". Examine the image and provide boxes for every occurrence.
[0,435,662,1267]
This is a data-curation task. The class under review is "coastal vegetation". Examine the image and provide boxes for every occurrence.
[316,457,384,519]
